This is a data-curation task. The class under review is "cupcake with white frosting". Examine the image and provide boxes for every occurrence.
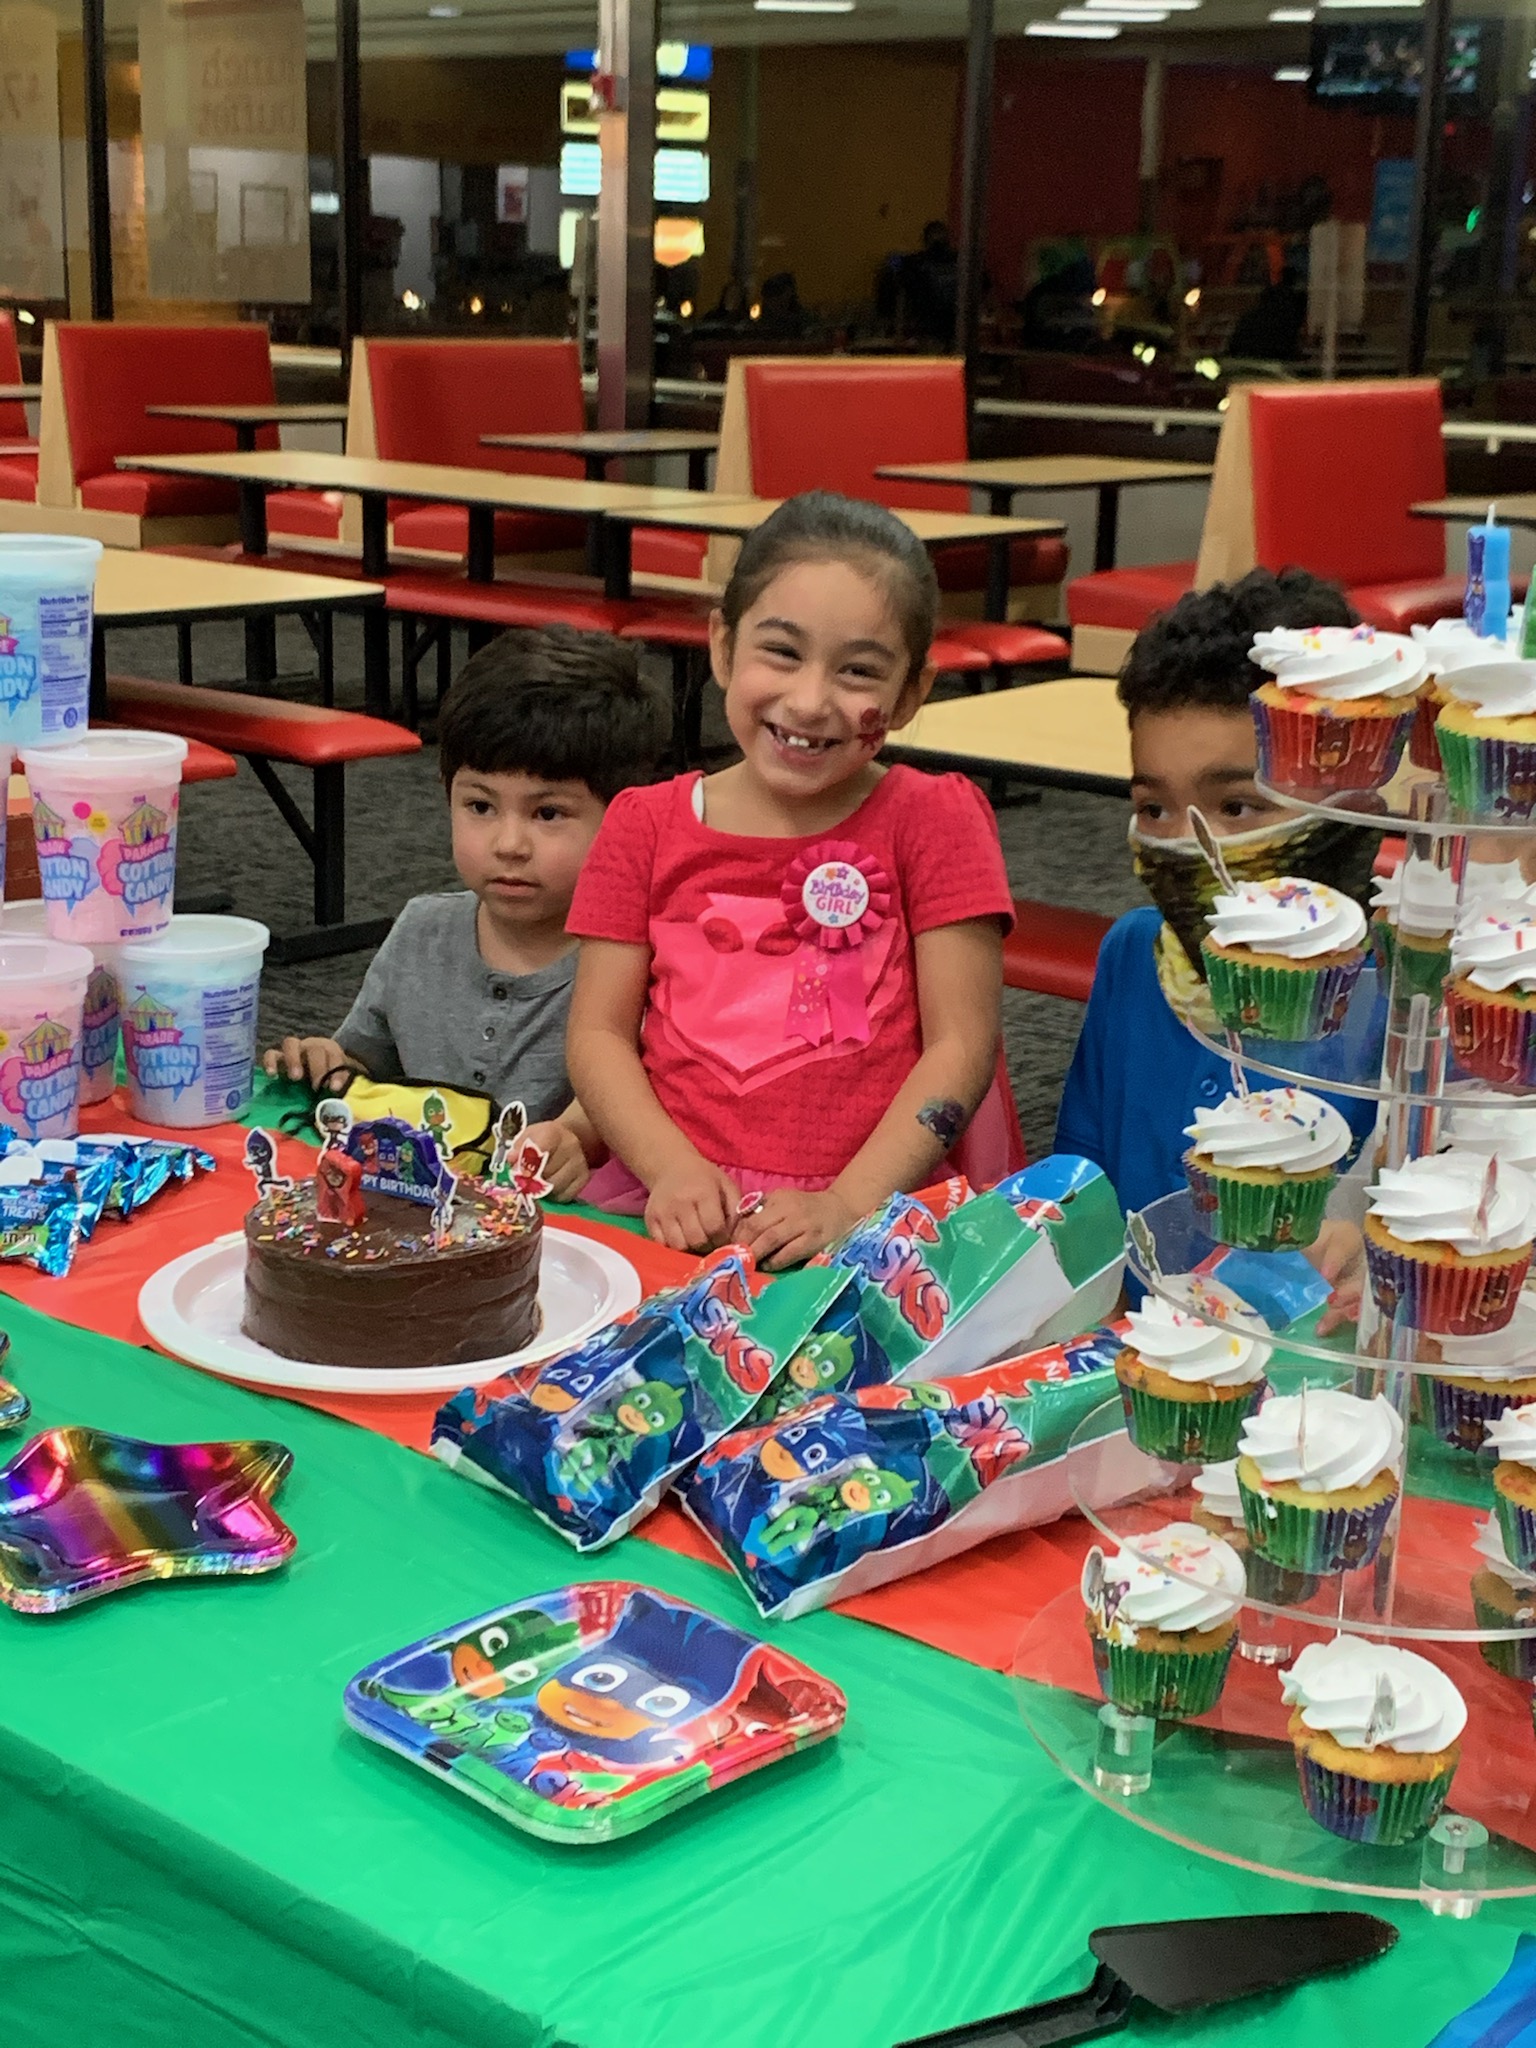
[1082,1521,1246,1720]
[1447,907,1536,1090]
[1114,1291,1270,1461]
[1487,1402,1536,1571]
[1201,877,1368,1042]
[1364,1149,1536,1338]
[1445,1091,1536,1175]
[1427,1289,1536,1451]
[1435,641,1536,819]
[1370,854,1530,1003]
[1282,1637,1466,1845]
[1193,1457,1319,1606]
[1469,1513,1536,1678]
[1249,625,1427,794]
[1235,1386,1403,1575]
[1409,614,1521,770]
[1184,1085,1353,1252]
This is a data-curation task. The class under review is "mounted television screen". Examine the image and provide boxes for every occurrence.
[1309,19,1488,112]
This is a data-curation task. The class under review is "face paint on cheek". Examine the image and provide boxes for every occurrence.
[858,707,889,753]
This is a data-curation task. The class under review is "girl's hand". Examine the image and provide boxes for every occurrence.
[645,1159,742,1253]
[735,1188,858,1271]
[523,1120,591,1202]
[261,1036,356,1090]
[1309,1220,1365,1337]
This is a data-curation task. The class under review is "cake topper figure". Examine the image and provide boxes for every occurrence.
[430,1162,459,1249]
[488,1101,527,1184]
[502,1137,553,1219]
[315,1144,367,1228]
[422,1090,452,1152]
[241,1129,292,1199]
[315,1098,354,1152]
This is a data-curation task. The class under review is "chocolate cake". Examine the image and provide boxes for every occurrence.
[242,1177,543,1369]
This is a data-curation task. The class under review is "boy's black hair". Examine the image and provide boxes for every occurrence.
[1117,567,1357,720]
[720,490,939,683]
[437,625,660,803]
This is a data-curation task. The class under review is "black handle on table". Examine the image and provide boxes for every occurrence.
[893,1963,1134,2048]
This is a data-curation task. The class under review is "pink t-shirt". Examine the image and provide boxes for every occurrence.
[568,766,1014,1184]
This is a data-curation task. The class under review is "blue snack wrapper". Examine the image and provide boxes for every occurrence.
[684,1322,1143,1619]
[432,1251,853,1551]
[0,1174,82,1276]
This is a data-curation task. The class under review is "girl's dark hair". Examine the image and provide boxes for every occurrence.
[719,490,939,682]
[438,625,659,802]
[1118,567,1356,720]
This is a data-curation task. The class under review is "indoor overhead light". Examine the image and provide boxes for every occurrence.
[426,5,460,16]
[1061,8,1168,19]
[1027,19,1121,33]
[1268,6,1313,16]
[754,1,856,11]
[1319,0,1419,8]
[1273,64,1311,78]
[1085,2,1201,10]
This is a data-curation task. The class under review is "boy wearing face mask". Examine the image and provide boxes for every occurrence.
[1056,568,1381,1220]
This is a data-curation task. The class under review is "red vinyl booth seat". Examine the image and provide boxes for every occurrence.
[0,455,37,503]
[389,505,588,559]
[53,322,278,520]
[384,571,650,637]
[269,489,345,542]
[1003,898,1112,1003]
[631,527,710,579]
[1066,562,1197,631]
[741,360,1068,591]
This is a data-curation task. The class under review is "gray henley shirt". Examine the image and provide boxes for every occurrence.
[335,891,575,1120]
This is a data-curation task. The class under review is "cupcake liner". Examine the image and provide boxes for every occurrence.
[1471,1582,1536,1679]
[1252,695,1413,796]
[1118,1375,1265,1462]
[1185,1155,1335,1252]
[1364,1233,1530,1338]
[1409,692,1444,772]
[1202,947,1366,1043]
[1446,984,1536,1090]
[1494,1485,1536,1573]
[1295,1751,1455,1846]
[1091,1629,1235,1721]
[1428,1374,1521,1454]
[1238,1470,1396,1575]
[1437,720,1536,821]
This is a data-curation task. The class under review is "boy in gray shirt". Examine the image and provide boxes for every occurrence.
[263,626,659,1198]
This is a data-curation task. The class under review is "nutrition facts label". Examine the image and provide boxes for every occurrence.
[202,977,259,1118]
[37,592,92,737]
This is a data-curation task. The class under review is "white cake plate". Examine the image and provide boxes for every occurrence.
[138,1227,645,1397]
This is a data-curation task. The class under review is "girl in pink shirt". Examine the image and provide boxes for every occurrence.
[567,491,1016,1267]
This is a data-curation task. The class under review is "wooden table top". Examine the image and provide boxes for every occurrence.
[116,449,712,516]
[597,495,1065,542]
[95,547,382,622]
[0,386,40,404]
[1413,496,1536,527]
[890,676,1129,788]
[145,404,351,427]
[876,455,1213,491]
[481,429,720,456]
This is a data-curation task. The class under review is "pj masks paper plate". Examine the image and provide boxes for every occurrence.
[343,1581,846,1843]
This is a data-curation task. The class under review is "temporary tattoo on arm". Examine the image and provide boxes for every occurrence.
[916,1098,966,1149]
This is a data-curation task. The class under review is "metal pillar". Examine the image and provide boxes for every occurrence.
[595,0,656,430]
[953,0,995,400]
[1402,0,1451,373]
[336,0,364,355]
[82,0,112,319]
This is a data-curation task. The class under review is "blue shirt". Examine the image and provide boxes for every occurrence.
[1055,906,1378,1220]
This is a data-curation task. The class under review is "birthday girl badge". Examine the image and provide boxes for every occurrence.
[781,839,891,1047]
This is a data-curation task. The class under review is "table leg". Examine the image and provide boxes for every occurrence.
[235,423,259,454]
[466,505,495,583]
[688,449,708,492]
[238,481,268,557]
[362,602,391,720]
[986,486,1013,519]
[245,614,277,686]
[584,455,607,483]
[603,519,633,601]
[360,492,389,579]
[89,623,107,719]
[1094,485,1121,574]
[985,536,1010,622]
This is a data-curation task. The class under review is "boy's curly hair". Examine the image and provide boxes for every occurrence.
[1117,567,1357,719]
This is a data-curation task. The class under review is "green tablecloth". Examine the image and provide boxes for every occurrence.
[0,1297,1531,2048]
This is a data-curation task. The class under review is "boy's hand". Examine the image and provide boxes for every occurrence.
[735,1189,858,1271]
[644,1158,742,1254]
[523,1120,591,1202]
[1309,1219,1365,1337]
[261,1036,356,1091]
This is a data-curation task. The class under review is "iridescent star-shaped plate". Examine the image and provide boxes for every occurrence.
[0,1427,295,1614]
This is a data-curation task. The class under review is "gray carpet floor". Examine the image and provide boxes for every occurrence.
[109,613,1143,1159]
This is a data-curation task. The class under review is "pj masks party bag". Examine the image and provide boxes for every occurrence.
[431,1251,851,1551]
[683,1321,1145,1620]
[791,1155,1124,1402]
